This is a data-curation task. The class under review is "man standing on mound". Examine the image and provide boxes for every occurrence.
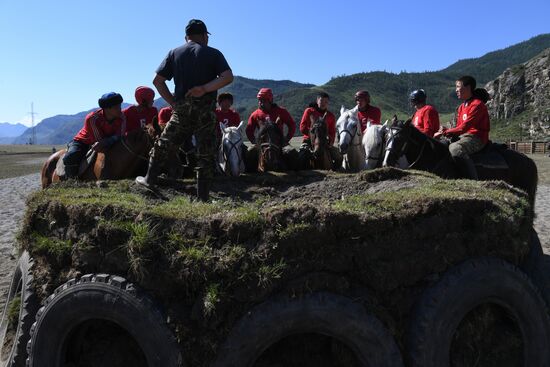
[136,19,233,201]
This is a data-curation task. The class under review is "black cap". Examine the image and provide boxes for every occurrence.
[185,19,210,36]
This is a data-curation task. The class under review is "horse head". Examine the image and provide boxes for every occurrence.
[382,116,413,167]
[362,120,388,169]
[309,113,329,159]
[336,106,360,154]
[219,121,245,177]
[257,117,285,172]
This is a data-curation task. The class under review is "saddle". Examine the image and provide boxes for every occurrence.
[471,142,509,181]
[55,150,98,178]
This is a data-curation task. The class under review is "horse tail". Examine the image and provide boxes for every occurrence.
[500,148,538,209]
[41,151,62,188]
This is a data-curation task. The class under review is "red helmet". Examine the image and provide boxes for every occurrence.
[135,86,155,105]
[355,90,370,100]
[257,88,273,102]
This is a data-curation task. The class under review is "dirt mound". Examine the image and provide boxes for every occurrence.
[18,168,533,366]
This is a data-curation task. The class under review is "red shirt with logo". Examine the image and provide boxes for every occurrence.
[158,106,173,127]
[445,99,490,144]
[299,107,337,145]
[74,109,127,145]
[246,105,296,143]
[215,108,241,140]
[412,105,440,138]
[123,105,158,132]
[358,105,381,133]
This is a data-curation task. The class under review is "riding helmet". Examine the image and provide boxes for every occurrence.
[409,89,427,104]
[98,92,123,109]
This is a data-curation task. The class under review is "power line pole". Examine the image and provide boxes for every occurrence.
[29,102,37,145]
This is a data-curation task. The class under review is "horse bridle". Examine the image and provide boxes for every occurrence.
[221,135,244,167]
[338,118,361,148]
[385,125,428,168]
[121,135,150,161]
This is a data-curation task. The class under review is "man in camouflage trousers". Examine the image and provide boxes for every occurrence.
[136,19,233,201]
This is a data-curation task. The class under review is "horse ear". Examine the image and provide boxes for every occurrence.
[383,120,389,128]
[275,116,281,125]
[219,122,227,134]
[405,119,412,127]
[340,105,346,115]
[237,120,245,132]
[309,114,316,124]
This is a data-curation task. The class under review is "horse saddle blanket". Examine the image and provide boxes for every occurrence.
[471,143,509,180]
[55,150,98,178]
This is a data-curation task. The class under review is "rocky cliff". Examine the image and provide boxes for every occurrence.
[486,48,550,139]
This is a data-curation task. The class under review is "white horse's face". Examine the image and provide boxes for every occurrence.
[363,122,387,170]
[336,106,360,154]
[219,121,245,177]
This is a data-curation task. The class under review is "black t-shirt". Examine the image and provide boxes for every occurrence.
[156,41,231,101]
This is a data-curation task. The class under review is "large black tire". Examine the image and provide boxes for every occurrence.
[26,274,182,367]
[521,229,550,308]
[406,257,550,367]
[0,251,38,367]
[212,292,403,367]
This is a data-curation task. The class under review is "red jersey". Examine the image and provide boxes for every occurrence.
[299,107,337,145]
[445,99,490,144]
[412,105,440,138]
[123,105,158,132]
[73,109,127,145]
[358,105,381,133]
[158,106,173,126]
[215,108,241,140]
[246,105,296,143]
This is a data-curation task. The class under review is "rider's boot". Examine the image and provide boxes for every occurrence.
[196,176,210,202]
[135,157,162,188]
[454,156,478,180]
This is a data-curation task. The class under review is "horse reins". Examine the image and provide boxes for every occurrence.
[221,136,244,167]
[121,137,149,161]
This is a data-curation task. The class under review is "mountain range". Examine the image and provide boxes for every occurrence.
[2,33,549,145]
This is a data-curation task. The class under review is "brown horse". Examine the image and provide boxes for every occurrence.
[308,114,332,170]
[41,127,155,188]
[256,119,286,173]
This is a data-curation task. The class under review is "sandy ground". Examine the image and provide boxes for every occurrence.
[0,166,549,313]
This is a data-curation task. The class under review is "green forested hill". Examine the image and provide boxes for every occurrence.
[277,34,550,124]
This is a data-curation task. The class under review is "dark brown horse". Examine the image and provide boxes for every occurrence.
[256,119,286,173]
[308,113,332,170]
[382,119,538,206]
[41,127,155,188]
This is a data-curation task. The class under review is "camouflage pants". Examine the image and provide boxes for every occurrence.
[150,97,216,181]
[449,134,485,158]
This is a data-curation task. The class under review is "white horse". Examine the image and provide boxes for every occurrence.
[363,119,409,170]
[218,121,246,177]
[336,106,366,171]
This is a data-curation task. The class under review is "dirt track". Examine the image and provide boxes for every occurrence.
[1,170,550,313]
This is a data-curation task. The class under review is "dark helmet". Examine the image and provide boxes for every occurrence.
[409,89,427,104]
[98,92,123,109]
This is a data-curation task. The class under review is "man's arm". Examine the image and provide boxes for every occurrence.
[153,74,175,107]
[186,69,234,98]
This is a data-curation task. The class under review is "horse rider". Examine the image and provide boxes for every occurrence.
[245,88,298,168]
[215,92,241,140]
[63,92,126,178]
[135,19,233,201]
[355,90,381,134]
[434,75,490,179]
[299,91,342,167]
[123,86,158,133]
[215,91,247,156]
[410,89,440,137]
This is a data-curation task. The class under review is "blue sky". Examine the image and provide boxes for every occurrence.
[0,0,548,126]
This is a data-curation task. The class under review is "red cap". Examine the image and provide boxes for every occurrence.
[135,86,155,105]
[257,88,273,102]
[158,106,173,125]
